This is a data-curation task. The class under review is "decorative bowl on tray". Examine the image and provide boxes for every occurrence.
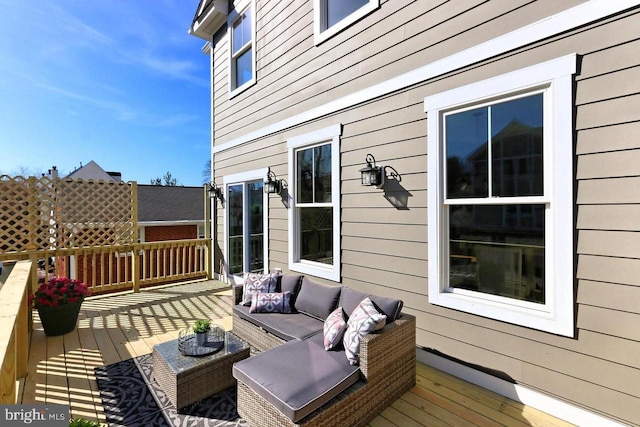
[178,324,225,356]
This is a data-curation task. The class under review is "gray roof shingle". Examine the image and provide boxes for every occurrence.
[137,185,205,222]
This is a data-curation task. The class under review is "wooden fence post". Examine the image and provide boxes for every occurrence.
[132,246,140,293]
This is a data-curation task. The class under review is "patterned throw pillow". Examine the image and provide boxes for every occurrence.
[323,307,347,351]
[242,272,277,306]
[250,292,292,313]
[343,298,387,365]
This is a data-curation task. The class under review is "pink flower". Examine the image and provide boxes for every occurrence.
[30,277,89,309]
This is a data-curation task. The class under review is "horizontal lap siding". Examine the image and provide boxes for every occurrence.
[211,0,640,424]
[414,10,640,424]
[213,0,587,145]
[574,19,640,423]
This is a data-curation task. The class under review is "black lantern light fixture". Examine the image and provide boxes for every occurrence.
[207,181,223,200]
[359,154,384,188]
[264,168,283,195]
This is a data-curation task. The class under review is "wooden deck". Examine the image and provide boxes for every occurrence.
[20,280,573,426]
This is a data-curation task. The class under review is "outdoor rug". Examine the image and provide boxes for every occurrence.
[95,353,246,427]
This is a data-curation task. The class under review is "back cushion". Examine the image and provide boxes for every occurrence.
[241,272,278,306]
[295,277,341,320]
[339,287,403,322]
[278,274,303,296]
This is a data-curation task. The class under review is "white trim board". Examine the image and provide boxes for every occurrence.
[212,0,640,154]
[417,349,629,427]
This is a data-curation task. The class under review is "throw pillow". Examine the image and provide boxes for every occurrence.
[250,292,292,313]
[323,307,347,351]
[343,297,387,365]
[242,272,277,306]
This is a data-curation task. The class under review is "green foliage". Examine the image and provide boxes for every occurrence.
[202,159,211,185]
[151,171,179,186]
[192,319,211,333]
[69,418,102,427]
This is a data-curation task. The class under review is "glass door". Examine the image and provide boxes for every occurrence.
[226,180,265,276]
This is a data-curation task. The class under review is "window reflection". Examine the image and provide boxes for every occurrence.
[446,94,543,199]
[228,181,264,275]
[296,143,333,265]
[297,145,332,203]
[445,93,546,304]
[449,205,545,304]
[300,207,333,265]
[326,0,368,29]
[228,184,243,274]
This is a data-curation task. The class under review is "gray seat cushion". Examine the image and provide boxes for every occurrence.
[233,334,360,423]
[234,305,324,341]
[339,287,404,322]
[295,277,341,320]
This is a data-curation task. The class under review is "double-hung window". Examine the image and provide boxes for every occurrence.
[288,125,341,281]
[314,0,379,45]
[229,1,255,96]
[425,55,576,336]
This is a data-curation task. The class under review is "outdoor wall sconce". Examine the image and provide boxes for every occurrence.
[264,168,283,195]
[207,181,223,200]
[359,154,384,188]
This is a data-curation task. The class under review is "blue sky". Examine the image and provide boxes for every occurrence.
[0,0,211,186]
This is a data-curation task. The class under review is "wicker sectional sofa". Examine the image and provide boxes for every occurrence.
[231,274,416,427]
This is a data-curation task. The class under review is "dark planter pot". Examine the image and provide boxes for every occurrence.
[196,331,208,346]
[37,301,82,336]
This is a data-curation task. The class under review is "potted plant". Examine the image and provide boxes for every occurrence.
[29,277,90,336]
[193,319,211,345]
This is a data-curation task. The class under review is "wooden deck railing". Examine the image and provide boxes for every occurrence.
[0,239,210,401]
[0,260,32,404]
[0,238,211,296]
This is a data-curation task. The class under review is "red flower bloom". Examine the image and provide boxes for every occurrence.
[29,277,90,309]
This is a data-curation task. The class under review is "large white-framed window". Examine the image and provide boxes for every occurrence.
[314,0,379,45]
[223,168,269,281]
[425,54,576,337]
[288,124,341,281]
[228,0,255,97]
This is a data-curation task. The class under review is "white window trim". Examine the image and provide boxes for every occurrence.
[287,124,342,281]
[223,168,269,280]
[425,54,576,337]
[228,0,256,98]
[313,0,379,45]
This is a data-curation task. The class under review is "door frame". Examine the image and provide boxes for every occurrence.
[223,168,269,283]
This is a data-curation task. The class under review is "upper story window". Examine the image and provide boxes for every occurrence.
[288,125,342,281]
[425,55,576,337]
[228,1,255,97]
[314,0,379,45]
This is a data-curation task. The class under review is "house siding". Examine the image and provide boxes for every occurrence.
[208,1,640,424]
[213,0,591,145]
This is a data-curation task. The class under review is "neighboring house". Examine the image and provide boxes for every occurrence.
[137,184,206,242]
[189,1,640,425]
[51,162,206,241]
[63,160,122,182]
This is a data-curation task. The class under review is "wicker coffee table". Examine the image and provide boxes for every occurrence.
[152,329,250,409]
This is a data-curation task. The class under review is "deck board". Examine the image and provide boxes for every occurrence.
[21,279,573,426]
